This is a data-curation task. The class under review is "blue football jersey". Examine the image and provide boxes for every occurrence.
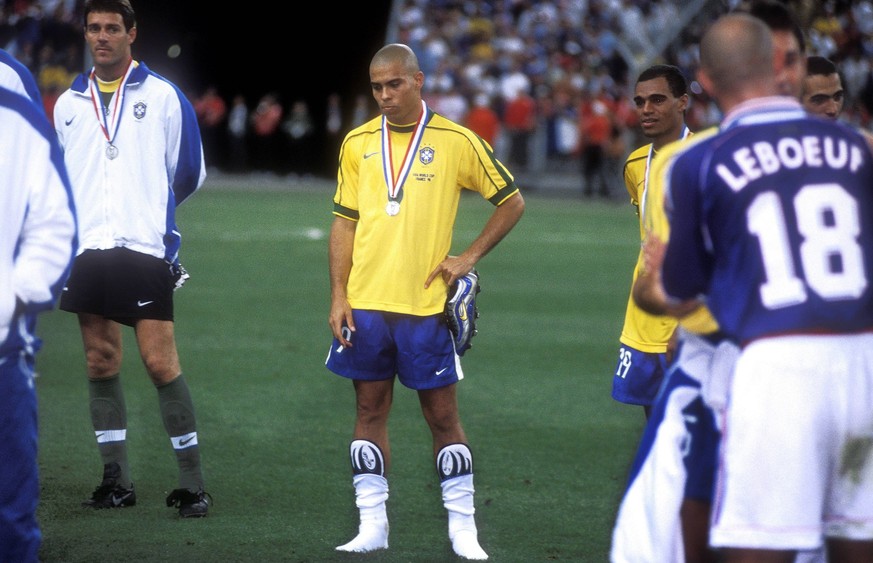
[662,98,873,343]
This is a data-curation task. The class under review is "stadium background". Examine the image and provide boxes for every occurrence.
[7,0,869,191]
[6,1,873,559]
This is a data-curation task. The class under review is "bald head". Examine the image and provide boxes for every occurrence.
[370,43,420,76]
[698,13,776,109]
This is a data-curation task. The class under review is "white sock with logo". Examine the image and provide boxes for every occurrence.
[336,440,389,553]
[438,444,488,560]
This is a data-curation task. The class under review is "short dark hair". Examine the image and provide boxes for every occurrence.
[744,0,805,54]
[84,0,136,31]
[806,55,838,77]
[636,64,688,98]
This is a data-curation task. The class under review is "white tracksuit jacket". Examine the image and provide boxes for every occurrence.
[0,87,77,356]
[0,48,43,103]
[53,61,206,264]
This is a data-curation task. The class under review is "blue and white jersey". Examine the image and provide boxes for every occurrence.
[53,61,205,264]
[0,86,77,356]
[0,48,42,104]
[662,96,873,343]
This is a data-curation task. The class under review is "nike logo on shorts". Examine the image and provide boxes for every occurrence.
[436,368,448,375]
[137,300,154,307]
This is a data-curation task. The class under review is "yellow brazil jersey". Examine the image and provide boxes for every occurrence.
[619,143,680,352]
[644,127,720,334]
[333,107,518,316]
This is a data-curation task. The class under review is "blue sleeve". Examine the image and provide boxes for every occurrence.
[171,87,205,205]
[0,48,43,106]
[662,152,711,300]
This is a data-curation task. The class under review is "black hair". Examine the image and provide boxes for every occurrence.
[83,0,136,31]
[636,64,688,98]
[744,0,806,54]
[806,55,838,77]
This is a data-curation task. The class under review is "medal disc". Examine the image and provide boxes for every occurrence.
[386,200,401,216]
[106,144,119,159]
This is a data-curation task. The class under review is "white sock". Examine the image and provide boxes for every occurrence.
[336,469,389,552]
[439,444,488,560]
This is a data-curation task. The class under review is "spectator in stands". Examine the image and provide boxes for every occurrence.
[226,93,248,173]
[193,85,227,169]
[577,92,612,198]
[502,88,537,170]
[324,92,344,177]
[351,94,373,128]
[464,92,500,148]
[281,99,315,177]
[35,44,73,120]
[250,91,283,173]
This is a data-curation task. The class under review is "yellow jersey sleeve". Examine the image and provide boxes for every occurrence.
[643,128,721,335]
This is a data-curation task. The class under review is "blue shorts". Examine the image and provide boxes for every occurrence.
[325,310,462,391]
[612,345,668,406]
[0,351,41,562]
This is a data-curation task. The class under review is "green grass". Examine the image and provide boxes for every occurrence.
[34,183,645,562]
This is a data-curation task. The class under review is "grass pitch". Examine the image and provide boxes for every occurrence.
[35,180,644,562]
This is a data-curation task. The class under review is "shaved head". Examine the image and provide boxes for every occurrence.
[368,43,425,124]
[370,43,420,76]
[698,13,775,108]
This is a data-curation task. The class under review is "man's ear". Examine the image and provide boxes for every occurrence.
[696,69,713,99]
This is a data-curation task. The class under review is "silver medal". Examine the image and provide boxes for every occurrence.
[106,144,119,159]
[386,200,401,216]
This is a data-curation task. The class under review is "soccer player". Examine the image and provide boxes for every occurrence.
[747,0,807,100]
[0,80,77,563]
[659,13,873,561]
[0,85,76,561]
[613,3,829,561]
[613,64,691,418]
[325,43,525,560]
[52,0,210,517]
[802,55,845,119]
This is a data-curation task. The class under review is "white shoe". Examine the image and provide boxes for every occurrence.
[451,529,488,560]
[335,522,389,553]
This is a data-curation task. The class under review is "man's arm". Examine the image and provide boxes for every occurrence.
[328,215,357,347]
[633,234,702,318]
[425,191,525,288]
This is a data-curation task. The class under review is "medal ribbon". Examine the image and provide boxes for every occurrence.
[381,99,428,203]
[640,125,690,218]
[88,58,134,148]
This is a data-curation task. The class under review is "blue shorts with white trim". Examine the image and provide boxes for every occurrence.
[325,310,462,390]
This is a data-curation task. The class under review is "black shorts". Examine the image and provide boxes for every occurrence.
[60,247,174,326]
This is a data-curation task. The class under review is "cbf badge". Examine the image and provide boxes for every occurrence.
[133,101,147,120]
[419,146,435,165]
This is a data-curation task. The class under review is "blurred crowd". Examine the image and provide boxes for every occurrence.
[1,0,83,121]
[397,0,873,196]
[8,0,873,193]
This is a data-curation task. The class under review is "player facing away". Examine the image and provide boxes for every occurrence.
[52,0,210,517]
[660,13,873,562]
[325,43,525,560]
[613,64,691,418]
[0,82,77,562]
[615,4,835,561]
[615,3,831,562]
